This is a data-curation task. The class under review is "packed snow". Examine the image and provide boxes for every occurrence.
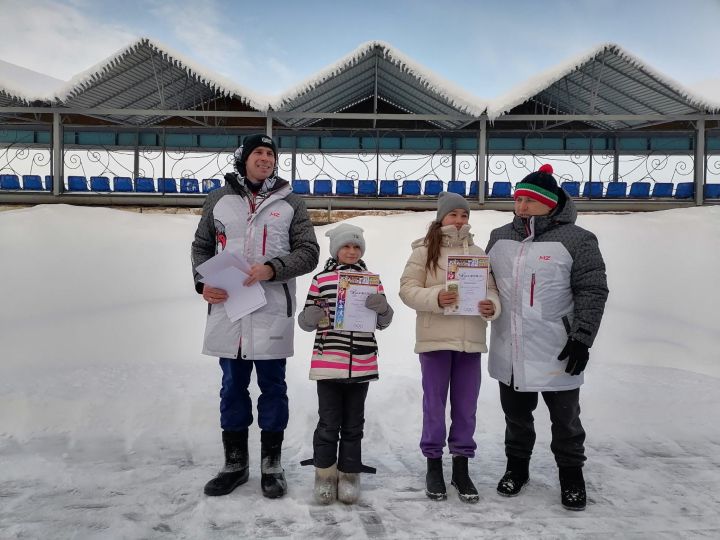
[1,204,719,539]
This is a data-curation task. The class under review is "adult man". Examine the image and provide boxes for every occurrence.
[486,164,608,511]
[191,134,319,498]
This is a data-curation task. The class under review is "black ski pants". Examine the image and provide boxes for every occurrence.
[313,380,369,473]
[499,381,586,468]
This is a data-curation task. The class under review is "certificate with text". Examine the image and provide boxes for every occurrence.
[444,255,489,316]
[334,272,379,332]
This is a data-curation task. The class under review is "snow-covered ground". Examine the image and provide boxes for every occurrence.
[1,204,719,539]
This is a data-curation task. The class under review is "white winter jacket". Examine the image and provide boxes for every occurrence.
[399,224,501,354]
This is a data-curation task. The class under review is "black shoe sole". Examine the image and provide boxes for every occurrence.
[425,489,447,501]
[562,502,586,511]
[451,481,479,503]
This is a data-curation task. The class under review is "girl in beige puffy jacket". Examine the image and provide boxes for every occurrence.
[399,191,500,503]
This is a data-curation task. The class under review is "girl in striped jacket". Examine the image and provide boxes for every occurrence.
[298,223,393,505]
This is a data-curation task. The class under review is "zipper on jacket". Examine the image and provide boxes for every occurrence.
[262,224,267,256]
[530,273,536,307]
[282,283,292,317]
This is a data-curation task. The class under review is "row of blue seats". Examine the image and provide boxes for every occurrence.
[292,179,720,199]
[3,174,719,199]
[0,174,222,193]
[558,181,717,199]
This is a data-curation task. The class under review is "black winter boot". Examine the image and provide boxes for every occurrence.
[496,457,529,497]
[204,430,249,496]
[559,466,586,511]
[425,457,447,501]
[451,456,479,503]
[260,430,287,499]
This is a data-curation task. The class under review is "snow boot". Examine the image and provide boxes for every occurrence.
[496,457,529,497]
[451,456,479,503]
[559,466,586,511]
[337,471,361,504]
[314,464,338,505]
[260,430,287,499]
[204,429,249,496]
[425,457,447,501]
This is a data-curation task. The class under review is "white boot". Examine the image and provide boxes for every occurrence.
[338,471,360,504]
[314,464,338,505]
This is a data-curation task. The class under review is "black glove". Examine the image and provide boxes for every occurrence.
[557,338,589,376]
[365,293,389,314]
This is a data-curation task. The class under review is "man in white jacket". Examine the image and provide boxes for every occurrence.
[486,164,608,511]
[191,134,319,499]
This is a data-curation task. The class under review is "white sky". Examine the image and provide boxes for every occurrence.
[0,0,718,100]
[1,204,719,537]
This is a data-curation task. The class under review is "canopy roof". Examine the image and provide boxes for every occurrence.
[0,39,717,130]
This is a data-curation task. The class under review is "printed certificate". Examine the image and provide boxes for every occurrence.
[444,255,489,316]
[334,272,379,332]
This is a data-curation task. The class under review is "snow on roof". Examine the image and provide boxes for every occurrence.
[52,37,270,111]
[271,40,486,115]
[486,42,720,119]
[0,59,66,103]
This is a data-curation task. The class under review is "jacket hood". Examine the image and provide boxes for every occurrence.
[410,223,474,249]
[224,172,290,196]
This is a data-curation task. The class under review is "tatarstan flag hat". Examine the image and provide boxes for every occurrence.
[514,164,560,209]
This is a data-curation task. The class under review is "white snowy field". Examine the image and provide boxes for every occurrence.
[1,203,719,539]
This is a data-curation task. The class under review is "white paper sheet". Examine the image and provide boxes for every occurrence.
[197,250,266,321]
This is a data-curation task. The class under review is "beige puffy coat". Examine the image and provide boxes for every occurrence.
[400,224,501,354]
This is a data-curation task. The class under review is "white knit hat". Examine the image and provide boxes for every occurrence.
[325,223,366,259]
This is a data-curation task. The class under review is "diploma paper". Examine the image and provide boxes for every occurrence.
[444,255,489,316]
[334,272,379,332]
[196,249,267,321]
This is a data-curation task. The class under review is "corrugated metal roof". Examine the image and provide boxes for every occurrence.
[55,38,268,125]
[273,41,483,129]
[489,44,715,128]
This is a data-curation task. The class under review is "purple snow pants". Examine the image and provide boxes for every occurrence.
[419,350,481,459]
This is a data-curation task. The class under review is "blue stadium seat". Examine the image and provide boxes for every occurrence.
[313,179,332,195]
[401,180,421,195]
[158,178,177,193]
[651,182,673,198]
[560,181,580,197]
[423,180,443,195]
[180,178,199,194]
[358,180,377,196]
[605,182,627,199]
[67,176,89,191]
[704,184,720,199]
[135,177,155,193]
[628,182,650,198]
[202,178,221,193]
[335,179,355,196]
[674,182,694,199]
[22,175,43,190]
[447,180,467,196]
[490,181,512,198]
[582,182,604,198]
[90,176,111,192]
[291,179,310,195]
[468,181,479,197]
[45,175,53,191]
[113,177,133,192]
[0,174,21,190]
[379,180,399,196]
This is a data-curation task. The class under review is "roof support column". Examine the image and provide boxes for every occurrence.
[613,136,619,182]
[478,116,487,204]
[52,112,62,195]
[695,118,705,206]
[266,114,273,138]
